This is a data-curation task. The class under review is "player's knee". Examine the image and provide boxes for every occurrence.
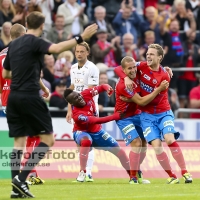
[81,139,92,147]
[164,133,175,145]
[134,137,142,147]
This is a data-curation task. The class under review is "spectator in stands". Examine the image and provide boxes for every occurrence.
[156,0,171,31]
[43,54,55,91]
[40,70,51,103]
[172,0,194,31]
[98,72,109,117]
[161,11,196,89]
[91,29,121,67]
[186,0,200,29]
[14,0,42,26]
[49,79,67,117]
[0,0,23,26]
[112,1,141,44]
[54,50,73,87]
[0,22,12,51]
[52,0,63,20]
[140,6,162,44]
[57,0,88,39]
[39,0,54,35]
[189,73,200,118]
[88,5,115,45]
[139,30,156,60]
[96,62,108,73]
[121,33,141,61]
[177,31,199,116]
[91,0,122,23]
[168,88,180,113]
[46,15,70,43]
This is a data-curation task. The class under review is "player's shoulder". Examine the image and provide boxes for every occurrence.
[85,60,99,70]
[136,61,147,68]
[116,78,124,87]
[71,63,78,70]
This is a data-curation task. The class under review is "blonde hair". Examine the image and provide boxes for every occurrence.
[0,0,16,16]
[1,22,12,46]
[144,30,155,37]
[148,44,164,62]
[57,51,74,63]
[121,56,135,69]
[174,0,186,7]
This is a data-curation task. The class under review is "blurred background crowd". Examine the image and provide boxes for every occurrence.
[0,0,200,118]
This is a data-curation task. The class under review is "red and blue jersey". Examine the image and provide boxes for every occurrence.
[115,78,141,118]
[72,87,101,133]
[0,47,11,106]
[136,61,171,114]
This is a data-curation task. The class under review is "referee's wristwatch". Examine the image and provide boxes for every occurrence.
[75,35,83,44]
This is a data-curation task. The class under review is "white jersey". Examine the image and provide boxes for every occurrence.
[70,60,99,105]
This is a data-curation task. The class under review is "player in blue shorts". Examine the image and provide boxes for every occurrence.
[116,44,192,184]
[64,84,131,182]
[114,56,169,184]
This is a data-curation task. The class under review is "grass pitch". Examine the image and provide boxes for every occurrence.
[0,178,199,200]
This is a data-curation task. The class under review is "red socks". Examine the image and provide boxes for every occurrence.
[156,152,177,178]
[168,142,187,175]
[116,149,130,177]
[129,151,140,179]
[80,139,92,172]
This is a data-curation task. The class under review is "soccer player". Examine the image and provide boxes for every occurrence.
[3,11,98,198]
[115,44,192,184]
[66,42,99,182]
[64,84,131,182]
[115,56,169,184]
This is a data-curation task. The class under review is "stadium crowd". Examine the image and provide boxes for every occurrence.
[0,0,200,118]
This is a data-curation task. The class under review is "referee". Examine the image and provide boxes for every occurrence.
[2,11,97,198]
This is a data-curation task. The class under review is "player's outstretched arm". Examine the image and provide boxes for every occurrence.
[92,84,114,97]
[87,112,123,125]
[120,80,169,106]
[48,24,98,54]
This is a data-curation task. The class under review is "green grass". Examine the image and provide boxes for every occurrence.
[0,178,200,200]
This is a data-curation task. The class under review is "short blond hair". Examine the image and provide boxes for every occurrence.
[121,56,135,69]
[148,44,164,62]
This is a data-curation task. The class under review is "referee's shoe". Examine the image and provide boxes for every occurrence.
[12,175,35,198]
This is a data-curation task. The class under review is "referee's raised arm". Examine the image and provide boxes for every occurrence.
[48,23,98,54]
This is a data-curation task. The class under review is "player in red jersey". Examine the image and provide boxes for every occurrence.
[64,84,131,182]
[115,56,169,184]
[0,47,11,113]
[115,44,192,184]
[0,25,45,188]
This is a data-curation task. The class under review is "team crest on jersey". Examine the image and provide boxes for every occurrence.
[124,88,133,96]
[78,114,88,121]
[82,71,85,75]
[152,79,157,84]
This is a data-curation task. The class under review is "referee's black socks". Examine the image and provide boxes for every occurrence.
[18,142,49,182]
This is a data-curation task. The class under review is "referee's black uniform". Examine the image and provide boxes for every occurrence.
[4,34,53,137]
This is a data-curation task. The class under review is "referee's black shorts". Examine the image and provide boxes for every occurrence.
[6,91,53,138]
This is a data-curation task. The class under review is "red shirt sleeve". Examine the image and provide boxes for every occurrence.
[114,66,126,79]
[75,113,120,126]
[81,84,111,98]
[118,81,136,98]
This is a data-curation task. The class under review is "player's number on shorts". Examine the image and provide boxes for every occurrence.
[76,85,84,92]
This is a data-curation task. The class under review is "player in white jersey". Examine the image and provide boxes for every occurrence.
[66,42,99,182]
